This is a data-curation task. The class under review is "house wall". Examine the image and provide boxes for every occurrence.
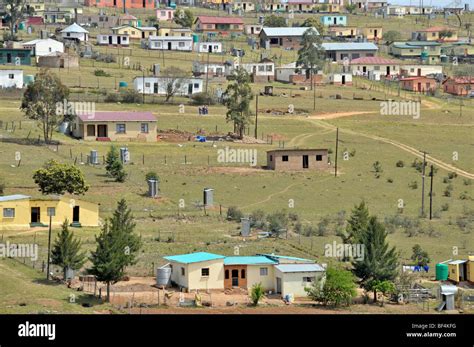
[400,65,443,77]
[156,9,174,21]
[0,199,31,230]
[0,70,23,88]
[448,264,459,282]
[362,27,383,40]
[134,77,203,96]
[275,269,325,298]
[147,38,193,51]
[320,15,347,26]
[0,50,32,65]
[62,32,89,42]
[97,34,130,46]
[84,0,155,9]
[351,64,401,76]
[267,150,329,171]
[187,259,225,290]
[327,49,376,62]
[443,81,472,96]
[196,42,222,53]
[113,27,143,39]
[37,55,79,68]
[23,40,64,57]
[224,265,247,289]
[77,120,157,142]
[77,14,120,29]
[247,265,275,291]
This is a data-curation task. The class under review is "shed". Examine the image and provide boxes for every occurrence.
[267,149,329,171]
[437,284,458,311]
[448,259,469,282]
[274,263,326,298]
[61,23,89,42]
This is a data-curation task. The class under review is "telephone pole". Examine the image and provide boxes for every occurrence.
[420,151,428,216]
[334,128,339,177]
[254,93,258,139]
[429,165,434,220]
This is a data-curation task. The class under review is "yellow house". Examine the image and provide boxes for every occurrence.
[329,26,358,38]
[71,111,157,142]
[112,25,157,39]
[448,257,474,283]
[361,26,383,41]
[0,194,99,231]
[412,26,458,42]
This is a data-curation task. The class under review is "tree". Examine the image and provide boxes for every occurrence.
[224,67,253,138]
[88,199,141,301]
[345,4,357,14]
[145,171,159,182]
[296,28,325,90]
[266,210,288,236]
[4,0,33,41]
[105,146,127,182]
[367,280,395,306]
[373,161,383,178]
[51,220,87,280]
[300,17,325,36]
[306,267,357,306]
[33,160,89,195]
[160,67,189,102]
[382,30,402,45]
[410,244,430,267]
[439,29,453,40]
[174,8,194,28]
[21,69,70,144]
[263,14,287,27]
[343,201,369,244]
[249,282,265,306]
[352,216,399,302]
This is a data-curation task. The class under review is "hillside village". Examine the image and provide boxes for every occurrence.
[0,0,473,316]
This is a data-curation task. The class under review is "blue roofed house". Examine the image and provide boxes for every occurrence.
[162,252,326,298]
[320,15,347,27]
[321,42,379,62]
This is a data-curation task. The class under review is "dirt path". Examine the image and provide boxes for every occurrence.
[308,111,377,120]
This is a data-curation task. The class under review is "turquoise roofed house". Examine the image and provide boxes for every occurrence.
[161,252,325,298]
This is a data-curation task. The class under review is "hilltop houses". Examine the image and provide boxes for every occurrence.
[259,27,318,50]
[321,42,378,62]
[194,16,244,34]
[442,77,474,96]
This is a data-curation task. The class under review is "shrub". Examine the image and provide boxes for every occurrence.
[448,172,458,179]
[250,209,266,228]
[94,69,111,77]
[317,217,330,236]
[459,191,470,200]
[387,178,394,183]
[104,92,119,103]
[145,171,160,182]
[395,160,404,168]
[249,283,265,306]
[226,206,243,222]
[463,179,472,186]
[441,203,449,211]
[121,89,142,103]
[190,92,215,105]
[444,184,453,197]
[288,212,299,222]
[408,181,418,189]
[266,210,288,236]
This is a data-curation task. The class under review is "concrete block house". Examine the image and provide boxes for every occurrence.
[266,149,329,171]
[321,42,378,62]
[194,16,244,35]
[259,27,318,50]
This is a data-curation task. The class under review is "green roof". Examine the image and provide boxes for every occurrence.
[164,252,225,264]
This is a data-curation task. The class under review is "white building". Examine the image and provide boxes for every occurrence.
[275,62,323,83]
[96,34,130,46]
[0,70,23,88]
[195,42,223,54]
[133,76,203,96]
[61,23,89,42]
[236,59,275,82]
[328,73,352,85]
[192,61,232,77]
[245,24,262,36]
[21,38,64,57]
[145,36,193,51]
[400,64,443,77]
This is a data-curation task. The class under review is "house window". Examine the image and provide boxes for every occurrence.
[194,83,199,89]
[203,44,207,49]
[282,155,289,162]
[241,269,246,279]
[266,65,273,72]
[145,83,150,88]
[374,66,380,71]
[258,65,265,72]
[8,74,14,79]
[303,277,315,283]
[260,267,268,276]
[116,124,126,133]
[3,208,15,218]
[316,155,323,161]
[181,267,185,276]
[270,155,273,161]
[225,269,229,279]
[141,123,149,133]
[201,268,210,277]
[47,207,56,216]
[161,11,166,16]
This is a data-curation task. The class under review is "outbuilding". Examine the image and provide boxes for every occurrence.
[145,36,193,51]
[61,23,89,42]
[321,42,378,62]
[195,42,223,54]
[266,149,329,171]
[96,34,130,46]
[21,38,64,57]
[0,69,24,88]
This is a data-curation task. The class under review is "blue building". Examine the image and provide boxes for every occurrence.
[0,48,32,65]
[320,15,347,27]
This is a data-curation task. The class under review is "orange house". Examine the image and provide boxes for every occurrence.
[84,0,155,9]
[442,77,474,96]
[400,77,437,93]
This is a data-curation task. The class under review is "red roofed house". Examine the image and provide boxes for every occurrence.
[84,0,155,9]
[72,111,157,142]
[412,26,458,42]
[442,77,474,96]
[194,16,244,34]
[27,17,44,26]
[400,76,437,93]
[350,56,401,78]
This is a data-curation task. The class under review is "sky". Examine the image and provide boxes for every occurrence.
[388,0,474,7]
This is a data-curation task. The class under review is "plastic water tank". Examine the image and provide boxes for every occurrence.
[156,267,171,287]
[119,81,128,88]
[436,263,449,281]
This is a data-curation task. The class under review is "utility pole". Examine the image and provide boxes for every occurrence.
[334,128,339,177]
[421,151,428,216]
[142,69,145,104]
[205,50,210,95]
[429,165,434,220]
[254,93,258,139]
[313,76,316,111]
[46,209,55,280]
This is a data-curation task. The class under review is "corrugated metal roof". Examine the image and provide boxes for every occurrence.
[224,256,277,265]
[260,253,314,263]
[61,23,88,33]
[0,194,31,202]
[275,264,325,273]
[78,112,156,122]
[164,252,225,264]
[321,42,378,51]
[449,260,468,265]
[262,27,319,37]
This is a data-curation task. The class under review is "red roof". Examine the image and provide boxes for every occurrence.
[443,76,474,84]
[417,26,452,32]
[350,56,400,65]
[78,112,156,122]
[196,16,243,25]
[400,77,435,81]
[27,16,44,25]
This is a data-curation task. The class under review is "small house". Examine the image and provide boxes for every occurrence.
[96,34,130,47]
[192,61,232,78]
[156,8,175,21]
[287,0,315,13]
[77,13,120,29]
[275,62,324,85]
[320,15,347,27]
[112,25,157,40]
[0,194,99,230]
[399,64,443,78]
[21,38,64,57]
[157,27,192,37]
[412,26,458,43]
[448,259,470,282]
[321,42,378,62]
[0,69,24,88]
[245,24,262,36]
[390,41,441,64]
[328,26,358,39]
[442,77,474,96]
[37,52,79,68]
[61,23,89,42]
[328,72,352,85]
[43,5,83,24]
[194,16,244,34]
[350,56,401,77]
[72,111,157,142]
[118,14,139,27]
[361,26,383,41]
[259,27,318,50]
[195,42,223,54]
[0,48,32,65]
[145,36,193,51]
[400,76,437,93]
[232,0,256,12]
[266,149,329,171]
[237,59,275,83]
[133,76,203,96]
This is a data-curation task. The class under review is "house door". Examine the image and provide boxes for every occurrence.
[7,53,12,64]
[342,75,346,85]
[334,17,337,25]
[363,66,367,73]
[188,83,193,94]
[276,277,282,294]
[97,124,107,137]
[417,68,421,77]
[302,155,309,169]
[86,124,95,137]
[117,36,121,45]
[31,207,40,223]
[153,83,158,94]
[73,206,80,223]
[231,269,239,287]
[251,27,254,34]
[209,45,212,53]
[168,42,172,50]
[109,35,113,44]
[374,29,378,38]
[386,66,390,75]
[417,82,422,92]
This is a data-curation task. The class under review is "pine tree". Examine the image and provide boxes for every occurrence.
[105,146,127,182]
[343,201,370,244]
[88,199,141,301]
[296,27,325,90]
[352,216,399,302]
[51,220,86,280]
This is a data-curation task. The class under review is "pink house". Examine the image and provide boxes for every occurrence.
[157,8,174,21]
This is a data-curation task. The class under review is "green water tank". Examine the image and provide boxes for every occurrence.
[137,19,142,28]
[192,34,199,43]
[23,75,35,86]
[18,22,25,30]
[435,263,449,281]
[119,81,128,88]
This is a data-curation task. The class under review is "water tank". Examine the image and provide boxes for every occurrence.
[156,267,171,287]
[119,81,128,88]
[23,75,35,85]
[203,188,214,207]
[436,263,449,281]
[120,147,130,164]
[137,19,142,28]
[192,34,199,43]
[148,179,159,198]
[241,217,250,237]
[90,150,99,165]
[58,121,69,134]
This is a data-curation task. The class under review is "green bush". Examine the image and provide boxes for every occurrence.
[227,206,243,222]
[249,283,265,306]
[121,89,142,103]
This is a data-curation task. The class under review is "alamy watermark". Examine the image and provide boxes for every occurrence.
[324,241,365,261]
[0,241,38,261]
[380,100,420,119]
[217,146,257,166]
[56,99,96,119]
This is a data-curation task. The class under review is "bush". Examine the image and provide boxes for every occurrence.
[387,178,394,183]
[441,203,449,211]
[0,177,4,195]
[317,217,330,236]
[121,89,142,103]
[145,171,160,182]
[443,184,453,197]
[94,69,111,77]
[190,92,215,105]
[448,172,458,179]
[227,206,243,222]
[408,181,418,189]
[249,283,265,306]
[459,191,470,200]
[104,92,119,103]
[250,209,266,228]
[463,179,472,186]
[266,210,288,236]
[288,212,299,222]
[395,160,404,168]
